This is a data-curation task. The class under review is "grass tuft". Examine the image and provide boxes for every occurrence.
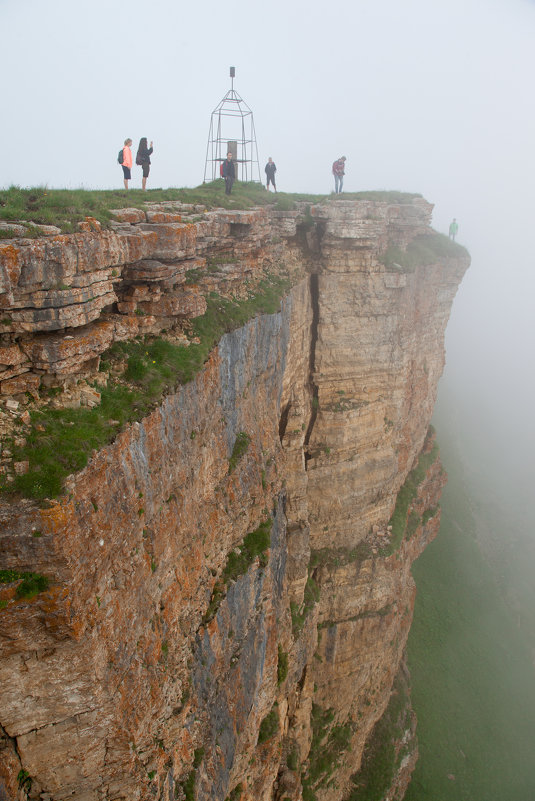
[0,569,49,599]
[258,702,279,744]
[1,275,292,501]
[381,233,468,273]
[203,519,272,624]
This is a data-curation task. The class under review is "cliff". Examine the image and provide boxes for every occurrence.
[0,196,469,801]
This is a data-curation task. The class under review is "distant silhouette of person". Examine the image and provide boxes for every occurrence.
[136,137,154,191]
[332,156,346,193]
[222,152,235,195]
[265,157,277,191]
[449,218,459,241]
[121,138,133,190]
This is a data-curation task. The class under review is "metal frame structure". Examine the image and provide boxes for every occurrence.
[203,68,261,184]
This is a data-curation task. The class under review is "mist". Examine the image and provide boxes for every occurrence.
[3,0,534,625]
[2,0,535,786]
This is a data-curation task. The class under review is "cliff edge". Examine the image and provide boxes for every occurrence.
[0,196,469,801]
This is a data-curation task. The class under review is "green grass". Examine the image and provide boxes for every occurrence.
[291,573,320,637]
[302,704,354,800]
[203,519,272,624]
[286,748,299,771]
[346,672,411,801]
[309,542,373,569]
[176,747,204,801]
[405,463,535,800]
[384,435,440,555]
[258,702,279,744]
[225,782,243,801]
[1,275,292,501]
[0,569,49,599]
[228,432,250,474]
[277,644,289,685]
[0,184,427,235]
[381,233,468,272]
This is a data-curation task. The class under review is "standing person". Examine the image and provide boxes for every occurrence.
[449,218,459,241]
[136,137,154,191]
[120,138,133,190]
[265,157,277,192]
[332,156,346,193]
[222,152,235,195]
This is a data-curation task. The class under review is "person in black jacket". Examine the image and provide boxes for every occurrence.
[136,137,154,190]
[265,157,277,191]
[222,152,235,195]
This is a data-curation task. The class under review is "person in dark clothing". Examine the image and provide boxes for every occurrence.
[136,137,154,190]
[265,157,277,191]
[222,152,236,195]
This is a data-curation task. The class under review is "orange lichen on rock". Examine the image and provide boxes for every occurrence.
[0,198,469,801]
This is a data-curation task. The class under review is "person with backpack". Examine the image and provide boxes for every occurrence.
[222,152,236,195]
[136,137,154,191]
[119,138,133,190]
[265,157,277,192]
[332,156,346,193]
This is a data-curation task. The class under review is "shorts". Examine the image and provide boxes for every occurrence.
[122,166,131,180]
[142,164,150,178]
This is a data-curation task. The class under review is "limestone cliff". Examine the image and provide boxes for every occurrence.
[0,196,469,801]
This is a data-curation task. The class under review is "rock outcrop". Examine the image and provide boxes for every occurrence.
[0,197,469,801]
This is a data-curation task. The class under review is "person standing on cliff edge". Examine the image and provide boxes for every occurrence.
[265,157,277,191]
[332,156,346,193]
[222,152,236,195]
[136,137,154,191]
[120,138,133,190]
[449,218,459,241]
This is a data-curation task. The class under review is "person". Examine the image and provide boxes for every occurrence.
[136,137,154,191]
[449,218,459,241]
[222,152,236,195]
[332,156,346,193]
[120,138,133,190]
[265,157,277,191]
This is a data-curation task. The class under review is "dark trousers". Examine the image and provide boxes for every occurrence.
[225,176,234,195]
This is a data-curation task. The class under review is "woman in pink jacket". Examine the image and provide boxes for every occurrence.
[121,138,133,190]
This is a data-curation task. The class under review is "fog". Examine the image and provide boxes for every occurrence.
[2,0,534,593]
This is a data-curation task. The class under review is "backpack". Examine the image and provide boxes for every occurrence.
[117,148,124,165]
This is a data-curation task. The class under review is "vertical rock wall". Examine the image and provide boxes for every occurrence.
[0,198,469,801]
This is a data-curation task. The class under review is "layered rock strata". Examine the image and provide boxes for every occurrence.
[0,197,469,801]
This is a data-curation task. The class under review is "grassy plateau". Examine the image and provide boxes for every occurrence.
[0,182,425,235]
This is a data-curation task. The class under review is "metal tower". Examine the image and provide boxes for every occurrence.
[203,67,261,183]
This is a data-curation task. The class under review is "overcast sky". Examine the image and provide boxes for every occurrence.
[2,0,535,521]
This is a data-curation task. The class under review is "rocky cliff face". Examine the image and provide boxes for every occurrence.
[0,197,469,801]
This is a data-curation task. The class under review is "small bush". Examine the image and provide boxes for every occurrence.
[302,704,353,798]
[286,748,299,771]
[0,570,49,599]
[17,769,32,792]
[203,520,272,624]
[228,432,250,474]
[277,644,289,685]
[258,702,279,744]
[384,434,440,555]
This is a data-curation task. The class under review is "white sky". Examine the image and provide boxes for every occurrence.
[2,0,535,514]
